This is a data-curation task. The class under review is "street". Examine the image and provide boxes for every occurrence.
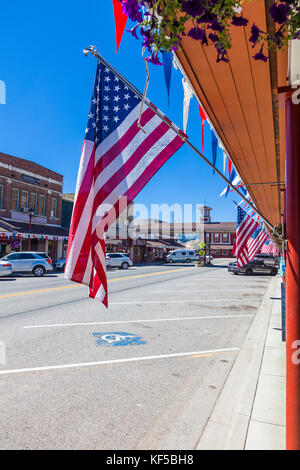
[0,261,272,450]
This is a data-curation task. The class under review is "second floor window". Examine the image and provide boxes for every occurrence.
[51,198,57,218]
[30,193,37,214]
[214,233,219,242]
[38,195,46,216]
[11,188,19,211]
[223,233,228,242]
[20,190,29,209]
[0,184,3,209]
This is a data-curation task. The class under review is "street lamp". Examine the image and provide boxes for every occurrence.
[27,208,34,251]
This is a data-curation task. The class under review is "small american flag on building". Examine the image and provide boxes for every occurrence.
[247,227,268,261]
[235,206,259,267]
[65,60,186,307]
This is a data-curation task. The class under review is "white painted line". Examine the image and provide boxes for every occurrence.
[0,348,240,376]
[109,299,260,305]
[23,314,254,330]
[151,290,252,293]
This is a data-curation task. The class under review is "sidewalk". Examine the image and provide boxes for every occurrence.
[197,276,286,450]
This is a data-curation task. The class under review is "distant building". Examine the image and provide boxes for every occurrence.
[0,152,68,259]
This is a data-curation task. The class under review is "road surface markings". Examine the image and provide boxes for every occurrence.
[151,289,253,293]
[23,314,254,329]
[107,299,260,305]
[0,268,193,300]
[0,347,240,376]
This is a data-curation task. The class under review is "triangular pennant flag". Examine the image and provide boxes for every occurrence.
[112,0,128,52]
[182,77,193,133]
[211,131,218,174]
[199,105,206,153]
[223,152,227,174]
[162,52,173,105]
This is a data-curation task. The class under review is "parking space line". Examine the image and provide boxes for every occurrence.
[0,268,194,300]
[0,347,240,376]
[23,314,255,329]
[108,299,260,305]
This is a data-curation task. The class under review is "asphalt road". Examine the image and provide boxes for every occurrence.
[0,260,272,449]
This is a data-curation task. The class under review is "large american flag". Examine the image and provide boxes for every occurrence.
[65,61,185,306]
[261,239,280,256]
[246,227,268,261]
[235,206,259,267]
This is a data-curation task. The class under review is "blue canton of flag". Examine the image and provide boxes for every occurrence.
[85,63,140,145]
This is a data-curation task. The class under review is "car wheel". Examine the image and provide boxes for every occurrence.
[32,265,45,277]
[121,262,129,270]
[233,272,238,275]
[245,268,253,275]
[271,268,277,276]
[186,258,191,263]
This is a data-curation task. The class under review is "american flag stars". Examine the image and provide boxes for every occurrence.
[84,62,138,142]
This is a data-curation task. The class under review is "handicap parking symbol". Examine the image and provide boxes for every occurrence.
[93,332,146,347]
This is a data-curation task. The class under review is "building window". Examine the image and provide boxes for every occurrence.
[38,195,46,216]
[206,233,210,241]
[30,193,38,214]
[51,198,57,218]
[223,233,228,243]
[0,184,3,209]
[214,233,219,242]
[11,188,19,211]
[20,190,29,210]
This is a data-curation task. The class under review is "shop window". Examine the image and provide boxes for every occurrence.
[11,188,19,211]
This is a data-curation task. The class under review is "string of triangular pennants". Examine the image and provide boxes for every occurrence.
[0,232,68,241]
[112,2,270,235]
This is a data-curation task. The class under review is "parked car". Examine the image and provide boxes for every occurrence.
[231,259,278,276]
[106,253,133,269]
[106,255,111,268]
[55,258,66,271]
[0,260,13,277]
[228,261,237,272]
[166,249,198,263]
[253,253,279,266]
[0,252,53,277]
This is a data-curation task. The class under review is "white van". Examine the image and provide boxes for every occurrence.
[166,249,198,263]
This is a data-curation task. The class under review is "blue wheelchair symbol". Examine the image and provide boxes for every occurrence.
[93,332,146,347]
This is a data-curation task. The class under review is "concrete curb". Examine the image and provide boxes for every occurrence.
[196,277,278,450]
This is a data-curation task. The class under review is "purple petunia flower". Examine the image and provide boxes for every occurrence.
[181,0,205,17]
[122,0,143,23]
[208,32,219,43]
[249,23,260,45]
[127,24,139,40]
[269,2,290,25]
[146,52,162,65]
[231,15,249,27]
[188,26,205,41]
[209,20,224,33]
[253,46,268,62]
[141,28,154,49]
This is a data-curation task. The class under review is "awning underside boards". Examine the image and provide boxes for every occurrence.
[175,1,287,227]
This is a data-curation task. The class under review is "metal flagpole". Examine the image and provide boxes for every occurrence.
[83,46,280,238]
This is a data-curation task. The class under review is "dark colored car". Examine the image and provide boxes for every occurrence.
[232,259,278,276]
[228,261,237,272]
[253,254,279,266]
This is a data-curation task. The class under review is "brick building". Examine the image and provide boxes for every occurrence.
[0,152,68,259]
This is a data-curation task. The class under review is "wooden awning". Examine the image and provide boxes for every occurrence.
[175,0,287,227]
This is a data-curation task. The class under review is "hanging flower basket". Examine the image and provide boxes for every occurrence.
[119,0,300,63]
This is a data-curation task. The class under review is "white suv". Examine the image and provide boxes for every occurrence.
[106,253,133,270]
[0,252,53,277]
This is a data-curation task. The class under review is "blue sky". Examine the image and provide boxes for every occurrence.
[0,0,239,222]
